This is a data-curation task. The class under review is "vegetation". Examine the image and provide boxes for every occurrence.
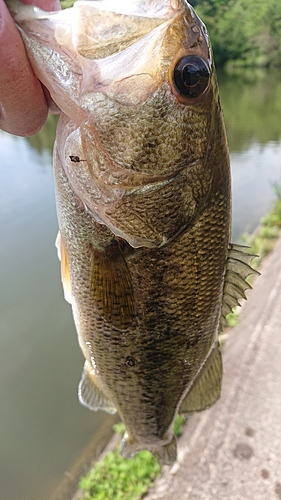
[26,114,58,153]
[60,0,281,70]
[79,447,160,500]
[218,69,281,151]
[78,415,185,500]
[240,189,281,267]
[191,0,281,70]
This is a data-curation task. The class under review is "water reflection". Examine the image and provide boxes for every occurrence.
[231,140,281,239]
[1,70,281,500]
[26,114,58,154]
[0,131,110,500]
[219,69,281,152]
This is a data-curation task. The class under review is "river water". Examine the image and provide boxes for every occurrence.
[1,70,281,500]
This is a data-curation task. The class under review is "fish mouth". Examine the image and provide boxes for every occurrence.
[9,0,211,108]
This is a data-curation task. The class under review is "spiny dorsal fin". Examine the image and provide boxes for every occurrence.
[221,243,260,328]
[179,347,222,417]
[78,361,116,414]
[55,231,72,304]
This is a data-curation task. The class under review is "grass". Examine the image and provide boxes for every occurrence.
[78,416,185,500]
[60,0,75,8]
[79,447,161,500]
[240,197,281,268]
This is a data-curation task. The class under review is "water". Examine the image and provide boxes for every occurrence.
[1,70,281,500]
[0,125,108,500]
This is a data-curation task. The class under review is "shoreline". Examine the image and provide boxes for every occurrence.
[50,414,119,500]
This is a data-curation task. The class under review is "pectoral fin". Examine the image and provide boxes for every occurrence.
[91,244,135,330]
[55,231,72,304]
[78,361,116,414]
[179,347,222,416]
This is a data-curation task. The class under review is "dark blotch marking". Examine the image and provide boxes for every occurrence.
[261,469,270,479]
[233,443,254,460]
[245,426,255,437]
[275,482,281,499]
[69,155,86,163]
[125,356,135,367]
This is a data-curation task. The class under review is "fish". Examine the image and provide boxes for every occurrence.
[6,0,259,464]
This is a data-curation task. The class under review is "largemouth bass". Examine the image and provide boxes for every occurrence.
[6,0,258,464]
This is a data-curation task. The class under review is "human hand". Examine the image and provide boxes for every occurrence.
[0,0,61,136]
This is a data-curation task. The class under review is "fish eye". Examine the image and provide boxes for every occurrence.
[173,55,210,99]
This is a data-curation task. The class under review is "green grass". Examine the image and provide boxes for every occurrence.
[60,0,75,8]
[78,415,186,500]
[79,448,161,500]
[173,415,186,438]
[240,198,281,268]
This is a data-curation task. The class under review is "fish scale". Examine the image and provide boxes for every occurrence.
[5,0,259,464]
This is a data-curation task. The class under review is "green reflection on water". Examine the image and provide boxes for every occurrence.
[26,114,58,154]
[218,69,281,152]
[24,70,281,158]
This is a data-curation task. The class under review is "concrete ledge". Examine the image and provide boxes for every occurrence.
[145,237,281,500]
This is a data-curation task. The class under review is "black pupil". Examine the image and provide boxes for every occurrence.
[173,55,210,99]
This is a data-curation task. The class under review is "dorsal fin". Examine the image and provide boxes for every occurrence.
[221,243,260,329]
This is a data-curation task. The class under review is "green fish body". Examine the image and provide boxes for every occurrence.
[6,0,258,463]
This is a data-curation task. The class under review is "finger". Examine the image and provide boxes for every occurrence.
[0,0,60,136]
[21,0,61,10]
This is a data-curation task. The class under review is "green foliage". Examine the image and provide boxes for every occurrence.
[239,184,281,267]
[60,0,281,68]
[225,310,239,328]
[272,182,281,201]
[79,416,187,500]
[61,0,74,8]
[218,69,281,151]
[173,415,186,437]
[79,448,161,500]
[26,114,58,153]
[112,422,126,435]
[195,0,281,69]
